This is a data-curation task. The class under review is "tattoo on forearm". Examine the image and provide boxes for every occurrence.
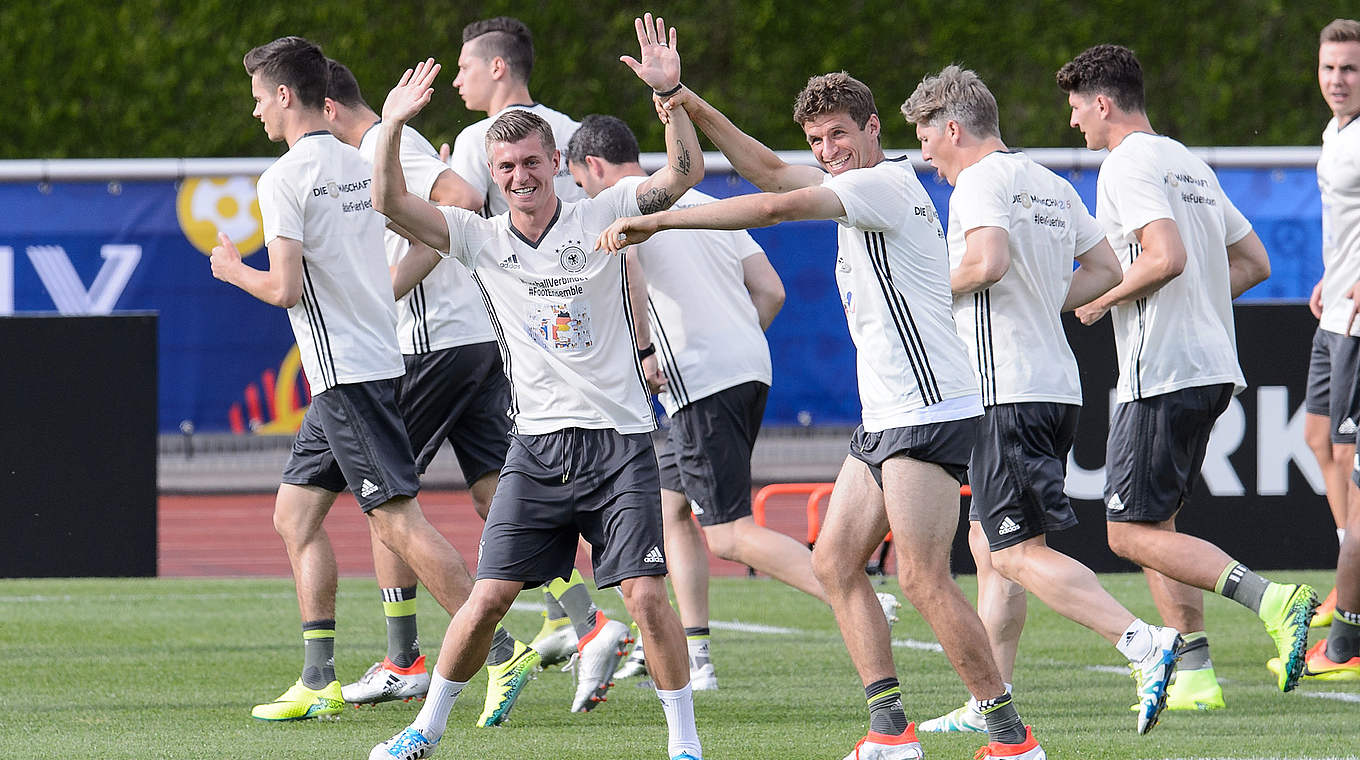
[637,187,674,214]
[673,141,692,175]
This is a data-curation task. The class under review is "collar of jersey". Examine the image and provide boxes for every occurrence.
[508,198,562,248]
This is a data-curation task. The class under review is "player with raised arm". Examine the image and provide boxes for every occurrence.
[1056,44,1314,704]
[366,16,708,760]
[1303,17,1360,633]
[211,36,481,725]
[321,59,539,727]
[901,64,1181,735]
[1268,18,1360,683]
[599,63,1044,760]
[445,14,596,667]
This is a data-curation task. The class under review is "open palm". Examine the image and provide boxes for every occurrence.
[382,58,440,124]
[620,13,680,92]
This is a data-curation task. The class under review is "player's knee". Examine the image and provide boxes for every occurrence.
[620,576,670,617]
[811,543,852,587]
[1105,523,1139,560]
[702,523,740,561]
[895,552,949,596]
[465,583,516,622]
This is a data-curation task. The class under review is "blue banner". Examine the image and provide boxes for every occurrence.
[0,162,1325,432]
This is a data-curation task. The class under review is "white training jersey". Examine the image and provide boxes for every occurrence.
[256,131,404,393]
[1096,132,1252,402]
[624,179,773,416]
[437,182,655,435]
[948,151,1106,406]
[1318,117,1360,336]
[449,103,587,217]
[357,121,495,354]
[821,157,982,431]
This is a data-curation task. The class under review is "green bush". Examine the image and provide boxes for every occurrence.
[1,0,1342,158]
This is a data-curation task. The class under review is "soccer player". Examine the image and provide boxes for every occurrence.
[1303,17,1360,632]
[321,59,538,727]
[367,17,707,760]
[211,36,478,723]
[445,15,595,665]
[599,67,1045,760]
[565,113,887,691]
[1266,18,1360,682]
[1056,44,1315,703]
[901,64,1180,735]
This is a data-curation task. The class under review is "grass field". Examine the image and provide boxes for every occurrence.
[2,570,1356,759]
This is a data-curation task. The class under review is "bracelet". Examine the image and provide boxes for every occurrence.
[653,82,683,98]
[637,343,656,360]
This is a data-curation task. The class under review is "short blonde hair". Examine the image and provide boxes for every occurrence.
[900,65,1000,139]
[1321,19,1360,45]
[484,109,556,157]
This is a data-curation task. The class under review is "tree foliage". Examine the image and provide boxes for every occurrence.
[1,0,1340,158]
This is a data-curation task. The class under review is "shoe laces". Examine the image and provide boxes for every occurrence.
[358,661,386,684]
[386,728,431,757]
[562,652,581,674]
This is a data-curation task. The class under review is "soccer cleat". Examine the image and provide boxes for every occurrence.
[671,755,701,760]
[841,725,923,760]
[919,702,987,733]
[251,678,345,721]
[690,661,719,691]
[342,656,431,705]
[614,626,648,679]
[1164,667,1225,711]
[1267,640,1360,682]
[477,640,541,727]
[1130,627,1182,734]
[1311,587,1337,629]
[565,614,631,712]
[974,726,1046,760]
[369,726,438,760]
[530,613,579,666]
[1258,583,1319,692]
[877,592,901,626]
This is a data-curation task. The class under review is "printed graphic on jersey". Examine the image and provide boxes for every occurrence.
[558,245,588,273]
[176,177,264,256]
[528,302,595,352]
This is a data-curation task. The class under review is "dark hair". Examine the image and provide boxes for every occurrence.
[1055,44,1145,114]
[1321,18,1360,45]
[485,109,556,157]
[325,59,369,109]
[792,72,878,128]
[462,17,534,83]
[565,115,640,166]
[243,36,329,110]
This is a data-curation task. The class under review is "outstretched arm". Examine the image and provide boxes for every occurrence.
[372,59,452,252]
[620,14,703,213]
[595,185,844,253]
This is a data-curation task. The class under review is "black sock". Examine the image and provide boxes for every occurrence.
[865,677,907,736]
[485,624,516,667]
[302,619,336,689]
[977,692,1026,745]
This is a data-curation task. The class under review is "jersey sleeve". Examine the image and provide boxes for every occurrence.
[1099,153,1174,240]
[822,165,909,232]
[256,167,304,244]
[1218,183,1253,246]
[399,126,450,202]
[1071,196,1108,257]
[604,176,645,220]
[439,205,495,268]
[449,125,493,200]
[950,164,1010,233]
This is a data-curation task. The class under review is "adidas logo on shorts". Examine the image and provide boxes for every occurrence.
[360,478,381,498]
[997,516,1022,535]
[643,546,665,564]
[1340,418,1357,436]
[1107,492,1126,512]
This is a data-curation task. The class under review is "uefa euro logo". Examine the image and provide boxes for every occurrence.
[176,177,265,257]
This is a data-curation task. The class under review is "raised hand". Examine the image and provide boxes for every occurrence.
[619,13,680,93]
[382,58,440,125]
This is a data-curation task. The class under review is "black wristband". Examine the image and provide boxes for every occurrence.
[637,343,656,360]
[653,82,683,98]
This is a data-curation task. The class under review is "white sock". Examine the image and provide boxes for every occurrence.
[410,669,466,742]
[967,682,1012,713]
[1116,618,1156,663]
[656,683,701,759]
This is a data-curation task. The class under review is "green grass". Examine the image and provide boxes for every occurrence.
[1,571,1355,759]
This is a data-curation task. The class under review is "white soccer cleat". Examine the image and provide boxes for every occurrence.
[342,656,431,705]
[566,615,631,712]
[877,592,901,626]
[918,702,986,733]
[530,615,580,666]
[841,726,923,760]
[1131,626,1182,734]
[614,637,648,679]
[690,661,719,691]
[975,726,1045,760]
[369,726,438,760]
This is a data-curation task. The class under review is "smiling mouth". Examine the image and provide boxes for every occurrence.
[825,155,851,171]
[510,187,536,197]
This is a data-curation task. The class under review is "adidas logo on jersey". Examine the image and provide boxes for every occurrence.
[498,254,522,270]
[997,516,1022,535]
[643,546,665,564]
[1107,492,1126,512]
[1341,418,1357,436]
[360,479,381,498]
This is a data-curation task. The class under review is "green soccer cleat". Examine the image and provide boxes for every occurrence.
[1164,667,1225,711]
[251,678,344,721]
[1258,583,1319,692]
[477,639,541,727]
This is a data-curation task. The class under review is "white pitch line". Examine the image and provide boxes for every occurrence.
[1298,690,1360,703]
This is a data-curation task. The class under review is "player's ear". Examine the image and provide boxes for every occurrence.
[865,113,881,140]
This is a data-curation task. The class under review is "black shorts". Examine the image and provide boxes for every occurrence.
[477,428,666,589]
[1304,327,1360,444]
[281,379,421,512]
[657,381,767,526]
[1104,384,1233,523]
[848,417,979,488]
[396,342,512,482]
[968,403,1080,551]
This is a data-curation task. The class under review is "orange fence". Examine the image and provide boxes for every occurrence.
[752,482,973,547]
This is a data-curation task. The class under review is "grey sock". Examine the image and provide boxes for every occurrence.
[383,586,420,669]
[556,583,600,639]
[1325,609,1360,662]
[485,624,516,667]
[1218,563,1270,613]
[543,590,569,622]
[1177,632,1213,670]
[865,678,907,736]
[302,619,336,689]
[977,693,1026,745]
